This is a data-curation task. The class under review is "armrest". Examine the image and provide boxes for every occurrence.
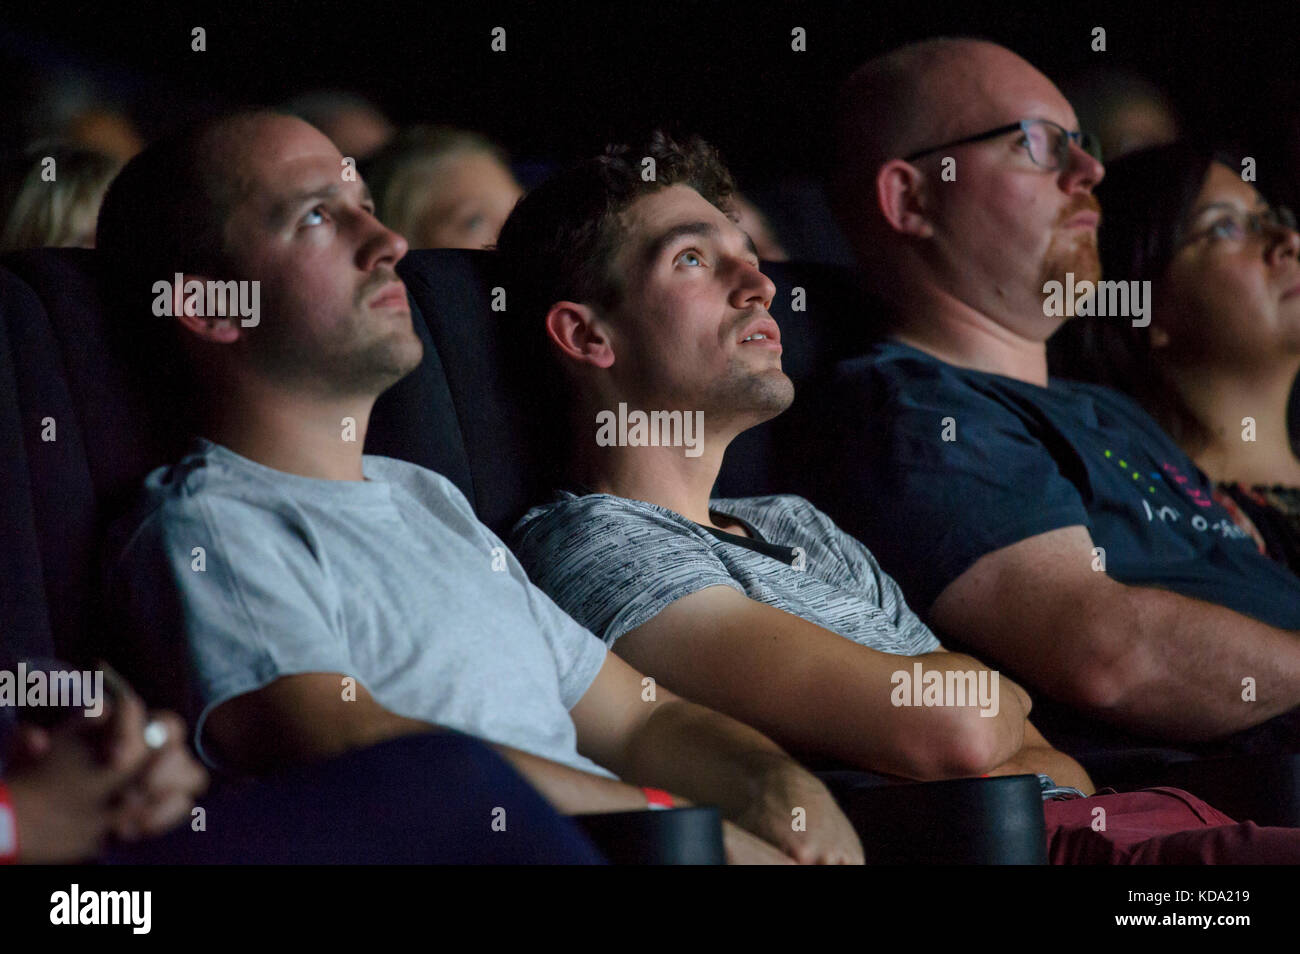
[573,806,724,865]
[820,772,1048,864]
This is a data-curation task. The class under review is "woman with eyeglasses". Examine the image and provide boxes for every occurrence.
[1049,142,1300,574]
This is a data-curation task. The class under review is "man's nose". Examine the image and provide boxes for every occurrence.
[1060,142,1105,193]
[731,258,777,310]
[360,217,409,270]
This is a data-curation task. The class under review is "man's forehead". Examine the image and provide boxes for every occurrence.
[227,116,348,201]
[928,48,1079,139]
[625,185,736,242]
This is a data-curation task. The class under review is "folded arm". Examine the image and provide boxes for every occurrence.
[930,525,1300,741]
[610,585,1030,781]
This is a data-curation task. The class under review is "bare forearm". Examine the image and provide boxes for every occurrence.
[862,652,1029,780]
[489,744,655,814]
[1094,586,1300,738]
[611,699,797,822]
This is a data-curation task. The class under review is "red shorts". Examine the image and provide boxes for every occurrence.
[1045,787,1300,864]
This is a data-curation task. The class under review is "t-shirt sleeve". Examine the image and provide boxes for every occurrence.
[798,497,942,654]
[112,489,353,765]
[820,359,1091,615]
[512,498,746,647]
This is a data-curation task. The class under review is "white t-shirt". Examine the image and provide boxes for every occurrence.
[111,439,611,777]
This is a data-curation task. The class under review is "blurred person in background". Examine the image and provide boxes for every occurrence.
[1049,143,1300,575]
[732,192,789,261]
[0,142,122,251]
[282,89,396,162]
[1061,67,1180,162]
[364,125,524,249]
[16,74,144,164]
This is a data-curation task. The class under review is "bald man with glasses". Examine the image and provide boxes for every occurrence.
[797,37,1300,761]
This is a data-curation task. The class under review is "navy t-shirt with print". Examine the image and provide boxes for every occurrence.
[804,339,1300,631]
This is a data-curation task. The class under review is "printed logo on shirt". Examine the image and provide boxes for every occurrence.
[1101,449,1252,541]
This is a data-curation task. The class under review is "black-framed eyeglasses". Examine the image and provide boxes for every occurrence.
[1177,204,1298,249]
[903,119,1103,170]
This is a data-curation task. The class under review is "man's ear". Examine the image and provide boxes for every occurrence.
[545,302,615,369]
[169,273,243,345]
[876,159,935,239]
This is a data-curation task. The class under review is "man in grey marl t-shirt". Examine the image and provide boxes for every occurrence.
[515,492,938,659]
[495,138,1084,794]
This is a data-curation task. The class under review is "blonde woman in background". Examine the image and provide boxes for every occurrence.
[1,143,122,251]
[364,125,523,250]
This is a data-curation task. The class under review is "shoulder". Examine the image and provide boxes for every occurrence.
[516,492,698,543]
[832,341,1020,423]
[364,454,475,513]
[1053,377,1168,432]
[115,443,323,568]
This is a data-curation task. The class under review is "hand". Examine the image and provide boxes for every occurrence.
[109,710,209,841]
[736,762,864,865]
[5,666,207,862]
[722,820,796,865]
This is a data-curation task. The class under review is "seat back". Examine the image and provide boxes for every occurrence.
[0,249,180,666]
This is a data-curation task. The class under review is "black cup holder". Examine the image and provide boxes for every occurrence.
[825,772,1049,864]
[574,806,725,864]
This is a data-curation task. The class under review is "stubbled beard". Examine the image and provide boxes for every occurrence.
[1038,197,1103,310]
[702,358,795,425]
[247,308,422,397]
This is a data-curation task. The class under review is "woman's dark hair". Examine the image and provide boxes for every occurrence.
[1048,141,1234,452]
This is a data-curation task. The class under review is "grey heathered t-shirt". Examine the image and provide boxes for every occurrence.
[512,491,941,656]
[110,439,611,777]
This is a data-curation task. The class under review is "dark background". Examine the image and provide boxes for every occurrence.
[3,0,1299,185]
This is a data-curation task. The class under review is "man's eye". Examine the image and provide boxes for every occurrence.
[676,250,704,267]
[302,206,327,227]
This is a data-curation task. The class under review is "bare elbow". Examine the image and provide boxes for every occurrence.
[1061,622,1148,714]
[915,708,1010,779]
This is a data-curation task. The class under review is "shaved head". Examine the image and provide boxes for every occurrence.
[829,38,1104,341]
[831,38,1051,260]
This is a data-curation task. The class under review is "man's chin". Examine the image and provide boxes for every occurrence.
[730,370,796,424]
[1043,253,1102,295]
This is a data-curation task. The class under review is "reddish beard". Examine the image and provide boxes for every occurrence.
[1038,196,1103,299]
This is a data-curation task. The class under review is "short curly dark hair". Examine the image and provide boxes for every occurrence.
[495,129,736,331]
